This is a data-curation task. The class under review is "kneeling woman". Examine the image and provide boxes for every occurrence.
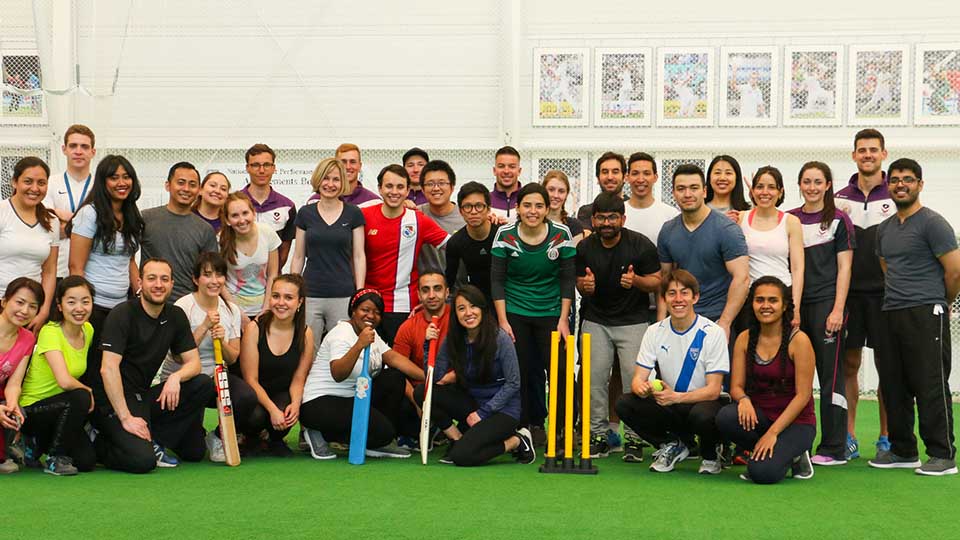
[716,276,817,484]
[415,285,535,466]
[299,289,423,460]
[233,274,314,456]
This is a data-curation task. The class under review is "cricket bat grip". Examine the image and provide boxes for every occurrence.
[213,338,224,365]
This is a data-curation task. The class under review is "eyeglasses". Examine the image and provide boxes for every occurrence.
[461,203,488,213]
[592,214,622,223]
[889,177,919,185]
[247,162,275,170]
[423,181,450,189]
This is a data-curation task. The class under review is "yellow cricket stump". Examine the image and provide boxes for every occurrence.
[539,332,598,475]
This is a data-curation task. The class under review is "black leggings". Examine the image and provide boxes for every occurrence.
[507,312,567,429]
[229,375,292,441]
[299,368,406,449]
[21,389,96,471]
[716,403,816,484]
[615,394,726,460]
[799,298,847,459]
[414,383,519,467]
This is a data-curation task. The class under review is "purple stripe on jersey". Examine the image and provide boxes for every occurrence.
[241,184,295,213]
[834,173,890,204]
[342,182,381,207]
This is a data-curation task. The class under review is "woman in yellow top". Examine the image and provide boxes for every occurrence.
[8,276,97,475]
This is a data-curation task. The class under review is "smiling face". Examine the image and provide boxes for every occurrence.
[269,280,302,322]
[106,165,134,203]
[12,166,49,207]
[493,153,521,192]
[752,283,786,325]
[664,280,699,321]
[422,170,452,207]
[750,172,782,209]
[591,210,625,241]
[2,287,40,328]
[709,160,736,199]
[627,159,657,200]
[59,285,93,327]
[543,177,569,214]
[62,133,95,172]
[597,158,625,194]
[338,149,362,187]
[417,273,448,315]
[518,191,548,228]
[454,294,482,331]
[225,199,255,235]
[673,174,706,214]
[140,261,174,306]
[887,168,923,210]
[799,167,830,206]
[379,170,409,210]
[852,138,887,177]
[246,152,275,187]
[166,167,201,209]
[193,264,225,299]
[200,173,229,209]
[404,156,427,189]
[350,299,382,332]
[317,166,343,201]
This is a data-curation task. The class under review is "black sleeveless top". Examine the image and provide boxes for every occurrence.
[257,326,301,394]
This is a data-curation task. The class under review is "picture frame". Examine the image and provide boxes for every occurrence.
[847,44,910,126]
[657,47,715,127]
[783,45,844,126]
[593,47,652,127]
[914,43,960,126]
[533,47,590,127]
[719,46,779,127]
[0,52,46,125]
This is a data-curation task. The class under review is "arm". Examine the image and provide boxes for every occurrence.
[475,334,521,419]
[630,364,654,397]
[68,234,93,276]
[290,227,306,275]
[31,246,59,332]
[556,256,575,338]
[0,356,30,427]
[444,238,461,292]
[654,373,724,405]
[717,255,750,338]
[128,257,140,292]
[729,331,759,431]
[101,351,151,440]
[158,347,202,411]
[786,216,805,327]
[491,255,514,341]
[940,249,960,304]
[827,251,853,334]
[239,320,279,410]
[328,325,376,382]
[261,248,279,313]
[44,350,93,394]
[277,240,291,271]
[383,349,426,382]
[631,270,661,293]
[352,226,366,290]
[657,261,675,320]
[284,328,315,426]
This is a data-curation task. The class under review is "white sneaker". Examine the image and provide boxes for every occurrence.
[205,431,225,463]
[698,459,722,475]
[649,441,689,473]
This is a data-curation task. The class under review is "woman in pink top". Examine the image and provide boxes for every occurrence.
[0,277,44,472]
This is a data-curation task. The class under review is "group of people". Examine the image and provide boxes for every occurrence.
[0,125,956,484]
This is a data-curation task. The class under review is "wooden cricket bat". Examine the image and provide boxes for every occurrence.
[348,344,373,465]
[420,316,440,465]
[213,339,241,466]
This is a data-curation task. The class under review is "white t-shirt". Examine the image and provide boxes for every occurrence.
[70,204,132,308]
[624,199,679,247]
[302,320,389,401]
[226,224,281,316]
[156,293,243,380]
[636,315,729,393]
[42,171,93,278]
[0,199,59,292]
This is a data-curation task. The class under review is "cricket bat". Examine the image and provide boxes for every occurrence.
[420,316,440,465]
[213,338,241,466]
[348,344,373,465]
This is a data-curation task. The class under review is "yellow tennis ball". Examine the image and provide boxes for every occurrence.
[651,379,664,392]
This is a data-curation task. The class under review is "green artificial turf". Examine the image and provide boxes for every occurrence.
[6,402,959,540]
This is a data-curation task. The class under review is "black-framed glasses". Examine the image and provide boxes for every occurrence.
[461,203,488,213]
[592,213,622,223]
[889,177,919,185]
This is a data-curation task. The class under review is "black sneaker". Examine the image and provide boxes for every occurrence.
[513,427,536,465]
[791,450,814,480]
[267,439,293,458]
[868,449,921,469]
[44,455,78,476]
[589,434,610,458]
[916,457,959,476]
[439,441,457,465]
[623,436,645,463]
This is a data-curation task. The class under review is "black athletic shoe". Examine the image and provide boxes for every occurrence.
[267,439,293,457]
[44,455,78,476]
[513,427,536,465]
[439,441,457,465]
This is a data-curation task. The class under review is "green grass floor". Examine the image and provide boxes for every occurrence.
[6,402,960,540]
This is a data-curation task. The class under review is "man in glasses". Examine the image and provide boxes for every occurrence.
[242,143,296,268]
[575,191,661,461]
[444,182,496,300]
[417,160,465,274]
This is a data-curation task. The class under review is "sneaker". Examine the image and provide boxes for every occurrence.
[732,445,750,466]
[719,443,734,468]
[302,428,336,460]
[649,441,688,473]
[267,439,293,457]
[876,435,891,453]
[738,471,752,482]
[606,429,623,453]
[845,433,860,460]
[153,442,179,468]
[397,436,417,451]
[297,430,309,453]
[915,457,958,476]
[868,449,920,469]
[698,459,722,475]
[21,434,41,469]
[205,431,225,463]
[0,458,18,474]
[439,441,457,465]
[589,434,610,458]
[792,451,814,479]
[44,455,78,476]
[623,436,645,463]
[811,454,847,466]
[365,441,412,459]
[512,427,536,465]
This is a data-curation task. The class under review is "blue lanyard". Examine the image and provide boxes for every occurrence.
[64,172,91,213]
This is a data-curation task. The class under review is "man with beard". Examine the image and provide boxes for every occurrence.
[88,258,215,473]
[576,152,627,232]
[576,192,661,461]
[870,159,960,476]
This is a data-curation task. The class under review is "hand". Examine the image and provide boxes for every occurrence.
[27,307,49,333]
[209,323,226,341]
[737,398,757,431]
[157,376,182,411]
[120,414,151,440]
[269,407,287,431]
[205,309,221,329]
[0,403,23,429]
[437,370,457,385]
[487,213,508,225]
[424,321,440,342]
[631,378,652,397]
[283,403,300,427]
[726,209,741,222]
[466,411,482,427]
[791,307,801,329]
[825,309,844,335]
[752,431,778,461]
[556,317,571,340]
[652,385,680,406]
[580,267,596,295]
[499,319,515,342]
[357,326,377,348]
[403,199,418,210]
[620,264,635,289]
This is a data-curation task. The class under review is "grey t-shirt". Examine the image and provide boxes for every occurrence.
[417,203,465,274]
[141,206,219,301]
[877,206,958,310]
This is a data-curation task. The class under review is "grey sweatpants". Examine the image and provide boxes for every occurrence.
[581,319,648,435]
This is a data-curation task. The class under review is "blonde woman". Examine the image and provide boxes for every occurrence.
[541,170,584,245]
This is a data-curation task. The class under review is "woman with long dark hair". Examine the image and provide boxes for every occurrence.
[8,276,98,475]
[706,155,751,221]
[232,274,313,456]
[0,278,44,473]
[787,161,855,466]
[67,154,144,379]
[716,276,817,484]
[414,285,534,466]
[0,157,58,331]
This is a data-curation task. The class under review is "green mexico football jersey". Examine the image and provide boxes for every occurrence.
[491,220,575,317]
